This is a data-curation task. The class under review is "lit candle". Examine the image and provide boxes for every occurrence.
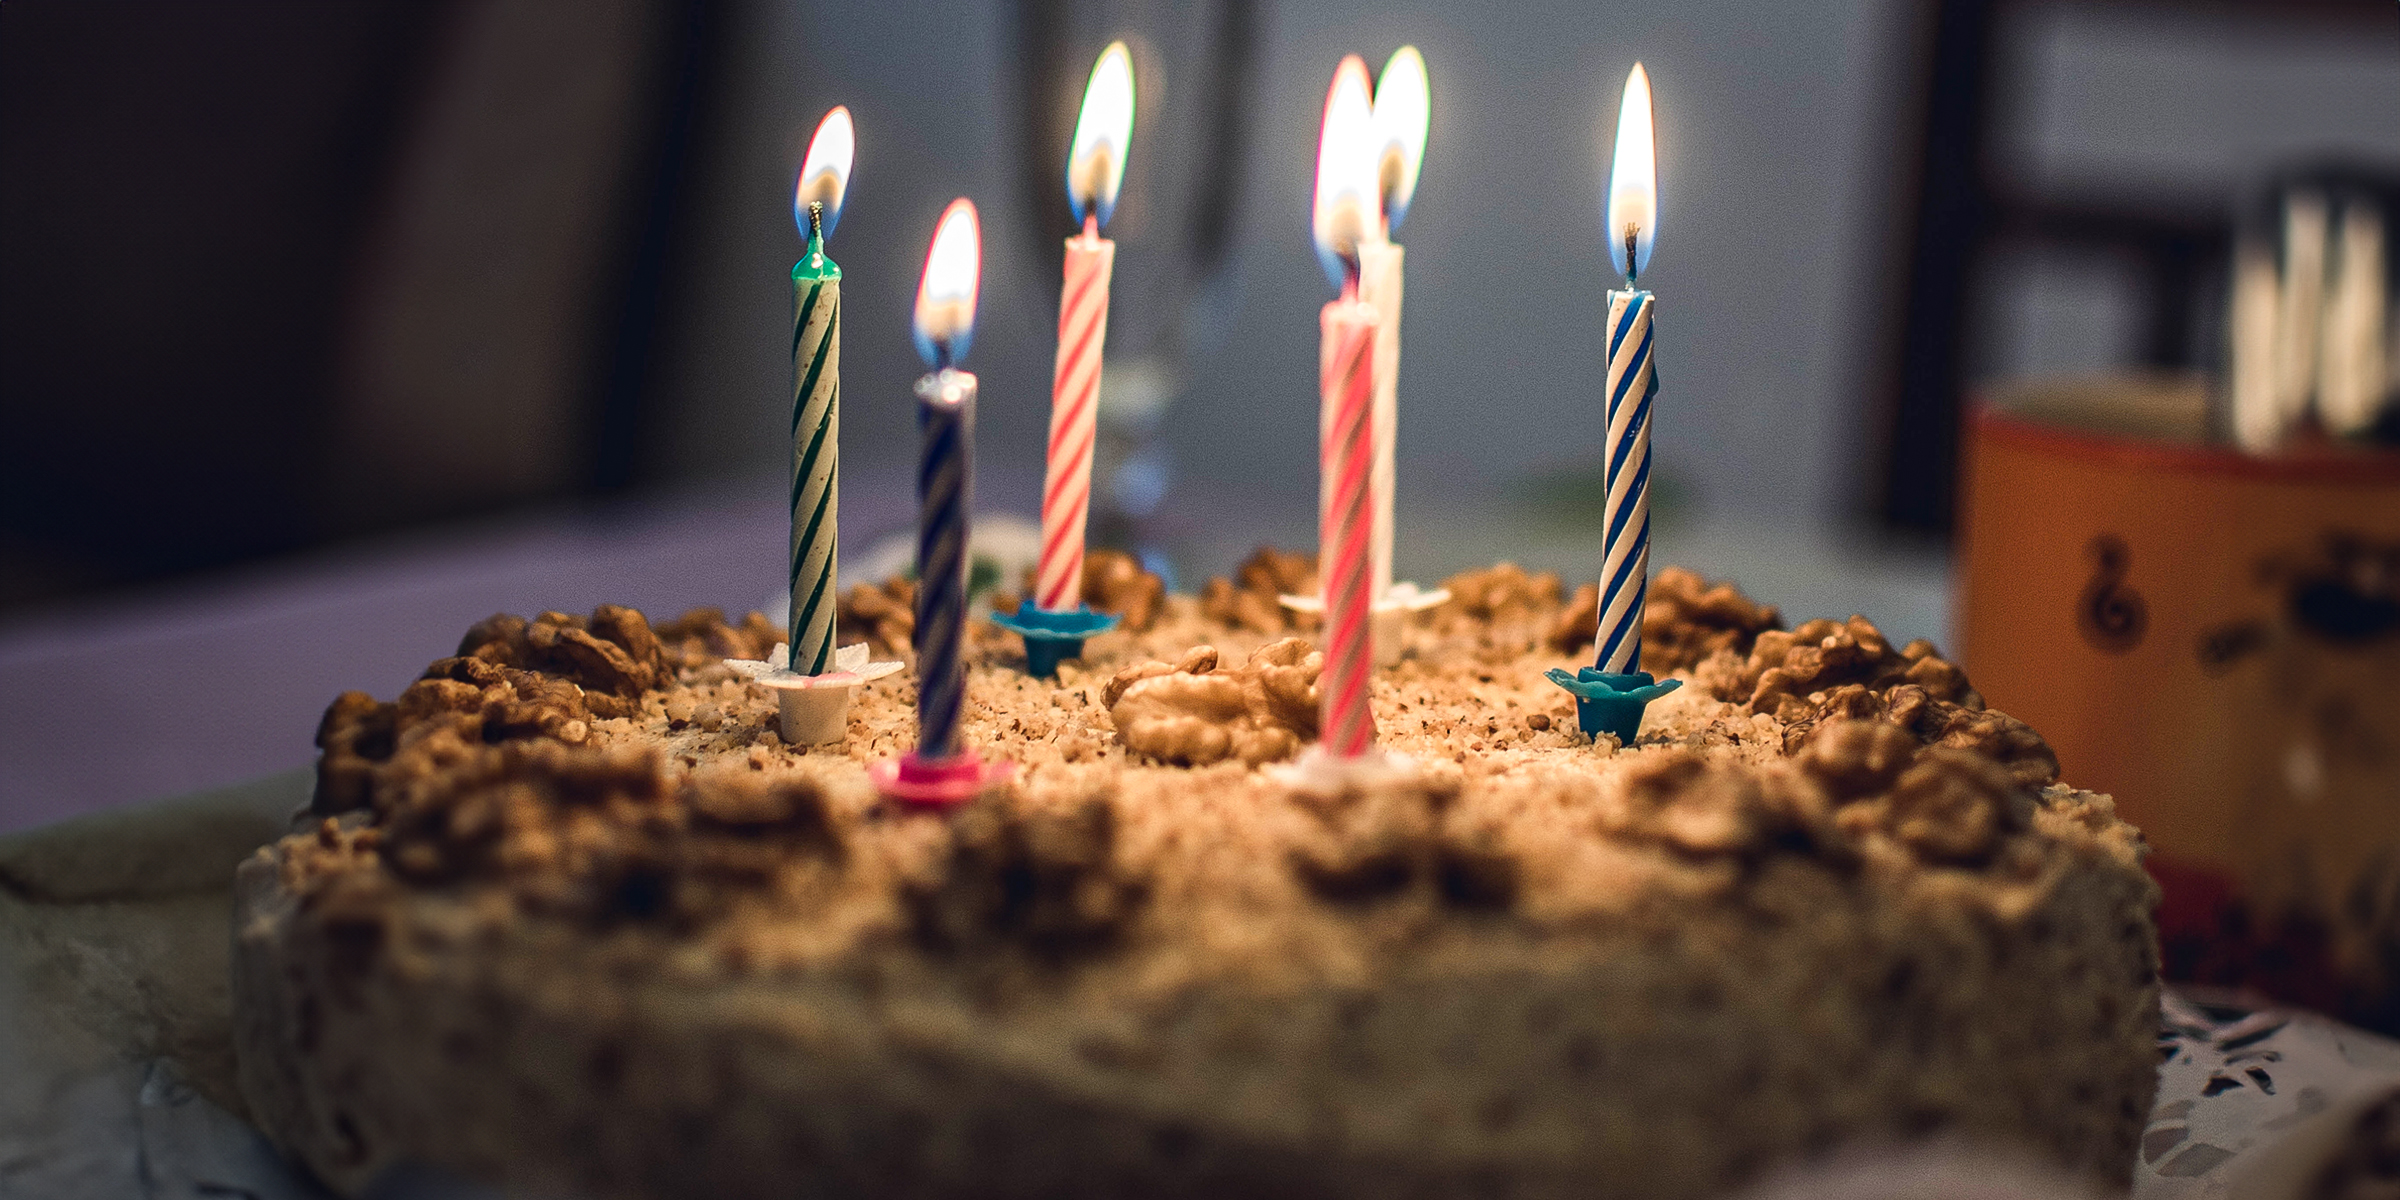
[2228,237,2282,453]
[724,105,898,748]
[2320,201,2388,438]
[1361,46,1426,601]
[1543,62,1680,745]
[2274,193,2328,438]
[1312,57,1382,758]
[1595,63,1658,675]
[909,199,982,763]
[787,107,852,676]
[1040,42,1134,613]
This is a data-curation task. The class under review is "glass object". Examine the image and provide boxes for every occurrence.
[1009,0,1262,587]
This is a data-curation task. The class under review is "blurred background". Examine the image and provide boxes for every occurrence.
[3,1,2396,840]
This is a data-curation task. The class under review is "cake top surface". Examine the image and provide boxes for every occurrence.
[286,555,2141,999]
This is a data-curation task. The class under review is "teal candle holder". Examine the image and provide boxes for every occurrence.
[989,601,1120,678]
[1544,666,1683,746]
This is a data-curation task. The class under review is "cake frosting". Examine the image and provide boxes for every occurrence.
[233,556,2158,1199]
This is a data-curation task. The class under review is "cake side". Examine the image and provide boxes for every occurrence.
[235,793,2155,1200]
[234,561,2159,1199]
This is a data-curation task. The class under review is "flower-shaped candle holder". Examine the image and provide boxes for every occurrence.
[1278,580,1452,667]
[988,601,1120,678]
[1544,666,1682,746]
[724,642,903,745]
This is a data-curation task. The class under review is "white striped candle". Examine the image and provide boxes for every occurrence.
[1357,237,1403,599]
[1363,46,1428,601]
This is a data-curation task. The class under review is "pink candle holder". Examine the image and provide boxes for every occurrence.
[869,749,1014,807]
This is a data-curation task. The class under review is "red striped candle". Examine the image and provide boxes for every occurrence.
[1039,220,1113,610]
[1318,289,1379,757]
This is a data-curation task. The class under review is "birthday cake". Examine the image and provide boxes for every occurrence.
[232,554,2159,1199]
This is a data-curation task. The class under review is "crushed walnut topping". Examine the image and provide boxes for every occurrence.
[839,577,917,657]
[451,605,667,714]
[905,793,1147,956]
[306,725,849,932]
[1578,719,2035,871]
[997,548,1167,633]
[1284,769,1516,908]
[1549,566,1784,667]
[1436,562,1564,631]
[1103,639,1321,766]
[312,605,776,816]
[291,569,2105,978]
[1679,612,2059,788]
[651,607,782,671]
[1199,546,1315,632]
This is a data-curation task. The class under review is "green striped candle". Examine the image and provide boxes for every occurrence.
[788,214,841,675]
[787,106,852,676]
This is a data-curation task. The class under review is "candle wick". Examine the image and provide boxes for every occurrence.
[808,201,825,240]
[1340,257,1362,302]
[1623,225,1640,287]
[1081,213,1099,240]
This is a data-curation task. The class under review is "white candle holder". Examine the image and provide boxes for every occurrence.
[1277,580,1452,667]
[724,642,903,745]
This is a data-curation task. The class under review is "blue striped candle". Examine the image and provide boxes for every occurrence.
[1594,287,1655,673]
[1546,62,1678,746]
[912,370,974,760]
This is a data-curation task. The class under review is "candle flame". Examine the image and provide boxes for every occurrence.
[1373,46,1429,236]
[794,106,854,240]
[1066,41,1135,229]
[913,198,981,368]
[1606,63,1656,279]
[1312,55,1377,289]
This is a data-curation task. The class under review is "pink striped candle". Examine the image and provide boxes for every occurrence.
[1038,42,1135,613]
[1318,288,1380,757]
[1039,220,1113,610]
[1310,55,1382,757]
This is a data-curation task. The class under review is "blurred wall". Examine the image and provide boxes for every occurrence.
[10,0,2391,616]
[0,0,698,612]
[1972,4,2400,383]
[644,0,1901,541]
[0,2,446,604]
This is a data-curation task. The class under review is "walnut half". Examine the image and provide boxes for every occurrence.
[1104,638,1322,766]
